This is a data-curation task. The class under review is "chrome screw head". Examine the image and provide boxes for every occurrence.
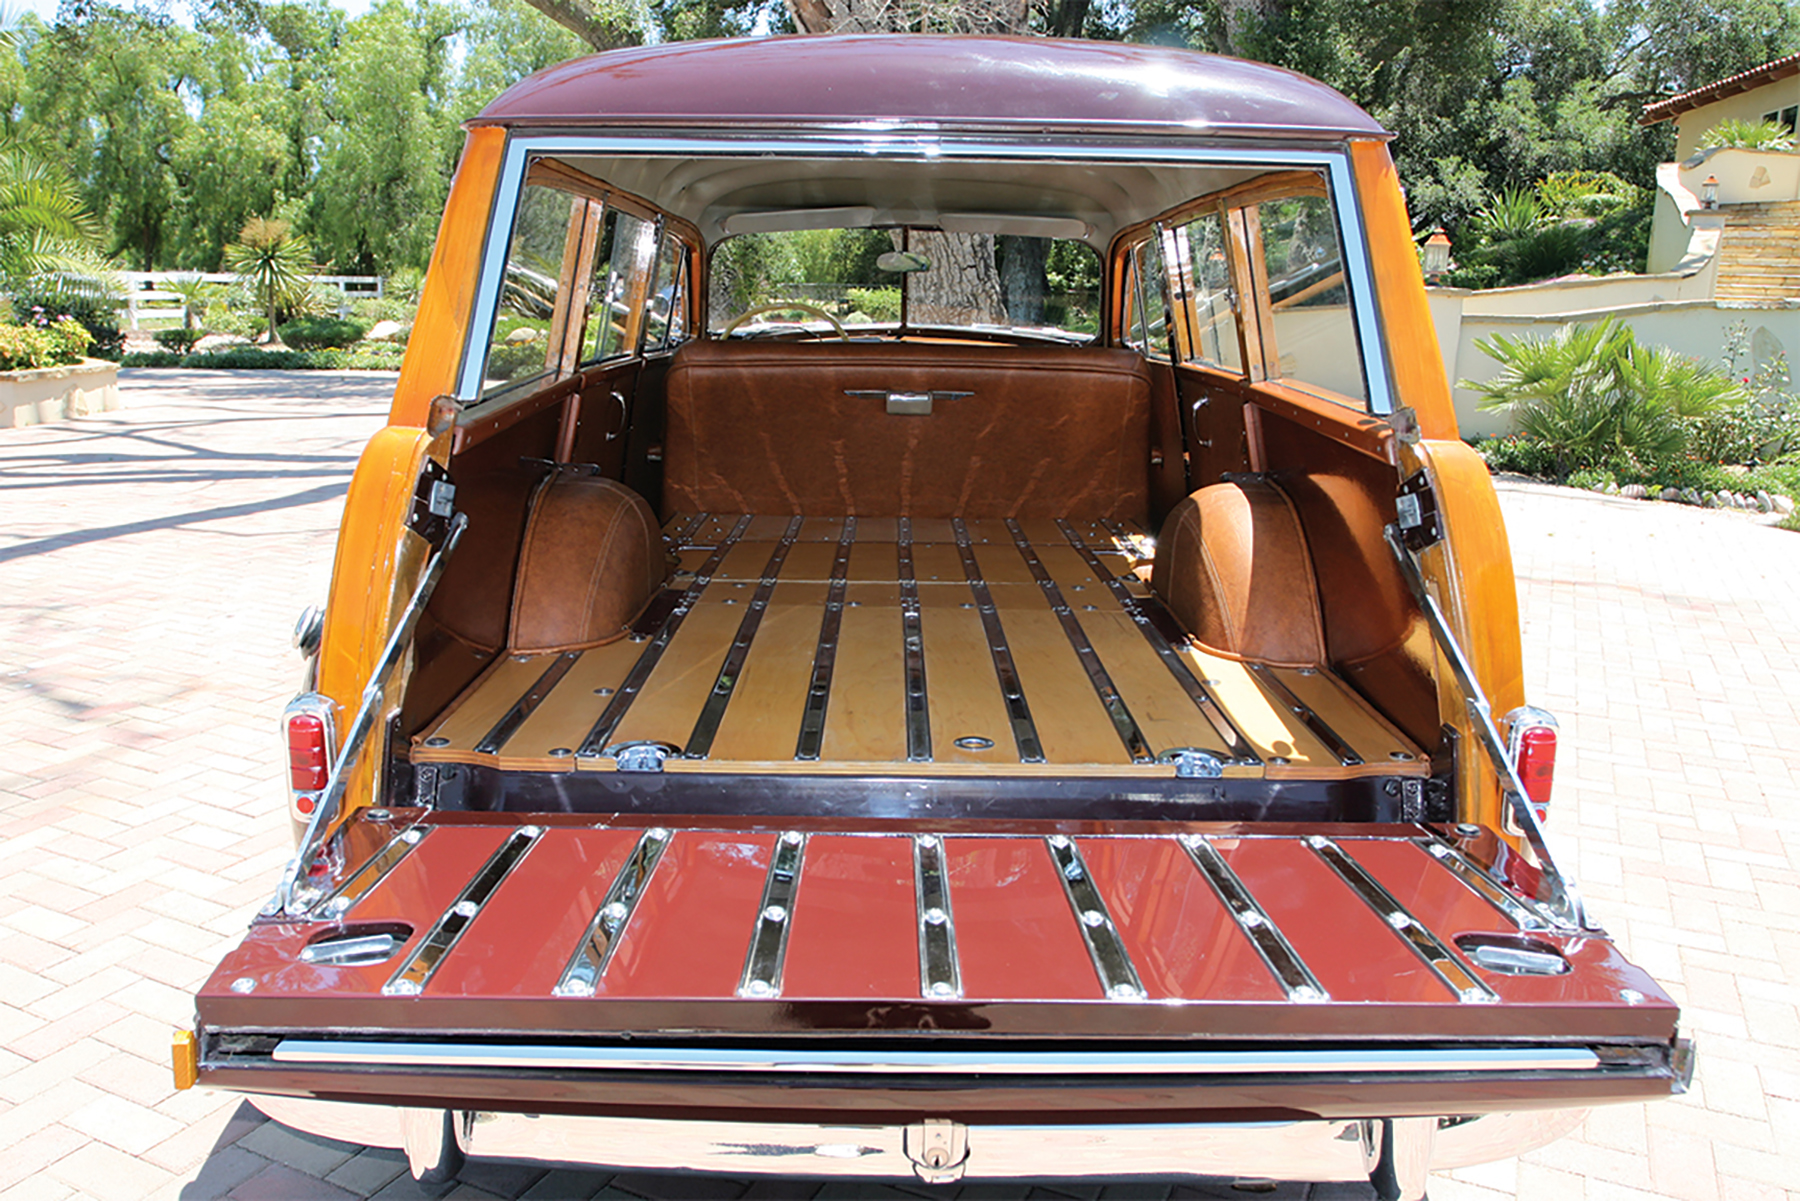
[230,977,256,994]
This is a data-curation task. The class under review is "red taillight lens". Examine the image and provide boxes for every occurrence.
[287,713,329,793]
[1515,724,1557,821]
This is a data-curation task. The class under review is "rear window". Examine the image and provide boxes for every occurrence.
[709,228,1100,342]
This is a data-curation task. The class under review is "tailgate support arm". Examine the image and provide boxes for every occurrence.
[1384,525,1590,932]
[276,511,468,916]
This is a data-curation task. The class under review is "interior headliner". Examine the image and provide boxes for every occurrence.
[556,154,1281,247]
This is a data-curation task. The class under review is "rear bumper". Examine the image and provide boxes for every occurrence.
[250,1095,1586,1183]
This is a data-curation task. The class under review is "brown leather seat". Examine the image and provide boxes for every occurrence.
[662,340,1154,523]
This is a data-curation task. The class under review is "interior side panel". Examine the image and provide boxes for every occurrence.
[1143,360,1188,527]
[1175,365,1253,488]
[1255,405,1438,748]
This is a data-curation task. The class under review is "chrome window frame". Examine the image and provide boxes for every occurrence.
[458,133,1394,415]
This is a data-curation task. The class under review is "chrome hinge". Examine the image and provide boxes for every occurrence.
[1394,470,1441,551]
[1158,747,1224,778]
[408,459,457,546]
[904,1118,969,1184]
[609,741,677,773]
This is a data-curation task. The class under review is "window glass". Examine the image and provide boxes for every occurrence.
[588,208,652,362]
[479,184,576,395]
[1122,236,1169,360]
[1252,194,1366,406]
[1179,212,1242,372]
[709,228,1099,341]
[642,235,688,353]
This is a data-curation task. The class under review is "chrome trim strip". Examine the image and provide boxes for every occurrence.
[578,514,753,757]
[460,137,1393,415]
[795,517,856,761]
[383,826,542,997]
[1416,837,1549,933]
[952,518,1044,764]
[897,517,932,763]
[1005,519,1151,764]
[1044,835,1144,1000]
[315,825,430,919]
[475,652,581,755]
[913,833,960,999]
[1180,835,1328,1003]
[1055,519,1259,764]
[1245,664,1363,767]
[1305,835,1498,1004]
[686,517,804,759]
[271,1041,1601,1075]
[738,831,807,998]
[253,1096,1591,1182]
[554,827,673,997]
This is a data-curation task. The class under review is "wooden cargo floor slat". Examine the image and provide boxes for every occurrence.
[414,513,1425,779]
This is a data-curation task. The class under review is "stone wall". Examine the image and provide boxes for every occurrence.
[0,359,122,428]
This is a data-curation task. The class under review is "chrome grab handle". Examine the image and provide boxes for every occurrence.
[276,512,469,916]
[1383,525,1589,932]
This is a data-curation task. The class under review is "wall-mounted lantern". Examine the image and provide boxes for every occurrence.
[1422,228,1453,279]
[1702,175,1720,209]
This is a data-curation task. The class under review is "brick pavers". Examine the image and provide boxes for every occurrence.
[1,375,1795,1200]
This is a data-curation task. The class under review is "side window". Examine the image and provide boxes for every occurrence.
[1179,212,1243,372]
[587,209,653,363]
[1248,193,1366,407]
[1122,236,1169,360]
[480,184,579,396]
[642,235,689,354]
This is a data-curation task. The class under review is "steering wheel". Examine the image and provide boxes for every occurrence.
[722,301,851,341]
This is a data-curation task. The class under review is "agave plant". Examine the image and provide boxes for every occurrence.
[1466,317,1746,475]
[1471,187,1548,243]
[226,217,315,346]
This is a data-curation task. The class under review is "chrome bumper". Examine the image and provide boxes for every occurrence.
[250,1096,1584,1190]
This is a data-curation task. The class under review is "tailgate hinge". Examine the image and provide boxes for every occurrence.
[1394,470,1441,551]
[904,1118,969,1184]
[408,459,456,546]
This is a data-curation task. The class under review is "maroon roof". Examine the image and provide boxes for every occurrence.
[474,34,1387,140]
[1641,51,1800,126]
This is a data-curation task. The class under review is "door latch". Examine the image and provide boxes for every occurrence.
[1394,470,1441,551]
[903,1117,969,1184]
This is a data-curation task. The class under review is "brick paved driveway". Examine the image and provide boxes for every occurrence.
[0,372,1795,1201]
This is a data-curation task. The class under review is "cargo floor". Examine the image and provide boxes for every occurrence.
[412,513,1424,780]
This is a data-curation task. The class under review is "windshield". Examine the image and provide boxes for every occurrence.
[708,228,1100,341]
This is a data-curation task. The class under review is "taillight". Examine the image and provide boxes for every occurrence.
[1504,706,1558,823]
[282,694,336,821]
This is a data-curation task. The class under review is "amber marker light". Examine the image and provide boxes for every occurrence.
[172,1029,198,1090]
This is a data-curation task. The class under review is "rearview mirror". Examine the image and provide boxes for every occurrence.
[876,251,931,274]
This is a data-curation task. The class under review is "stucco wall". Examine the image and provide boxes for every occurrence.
[1674,81,1800,161]
[0,360,122,428]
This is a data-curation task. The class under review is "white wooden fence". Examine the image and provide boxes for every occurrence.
[117,271,384,330]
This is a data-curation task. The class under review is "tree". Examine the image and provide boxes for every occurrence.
[0,140,117,304]
[227,216,313,345]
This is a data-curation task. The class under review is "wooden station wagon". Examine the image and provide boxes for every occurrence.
[179,35,1691,1200]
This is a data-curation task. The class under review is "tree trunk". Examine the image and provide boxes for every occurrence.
[998,235,1048,326]
[902,230,1007,328]
[785,0,1028,35]
[520,0,645,51]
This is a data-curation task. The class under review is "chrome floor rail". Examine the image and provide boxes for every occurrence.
[1383,524,1587,932]
[277,511,468,916]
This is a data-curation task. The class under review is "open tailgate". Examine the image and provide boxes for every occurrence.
[195,808,1685,1121]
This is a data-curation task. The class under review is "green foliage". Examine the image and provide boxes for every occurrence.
[1445,185,1653,288]
[845,286,901,323]
[1536,170,1641,219]
[154,326,204,353]
[1467,317,1747,475]
[1565,466,1616,490]
[0,314,91,370]
[1472,187,1547,241]
[1689,322,1800,463]
[278,315,367,349]
[1698,118,1797,151]
[1473,433,1566,478]
[12,291,123,359]
[121,342,406,370]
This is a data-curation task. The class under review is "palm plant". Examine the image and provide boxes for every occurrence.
[226,217,314,345]
[1466,318,1746,475]
[0,141,119,306]
[1471,187,1547,242]
[1699,118,1796,152]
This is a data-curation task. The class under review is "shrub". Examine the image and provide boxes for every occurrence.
[1537,171,1640,219]
[846,286,901,323]
[0,314,94,370]
[119,350,186,368]
[1473,434,1565,479]
[1467,318,1746,476]
[1472,187,1547,241]
[42,316,92,362]
[13,291,123,360]
[154,326,204,354]
[1699,118,1796,152]
[0,324,50,370]
[278,315,366,350]
[1565,466,1616,491]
